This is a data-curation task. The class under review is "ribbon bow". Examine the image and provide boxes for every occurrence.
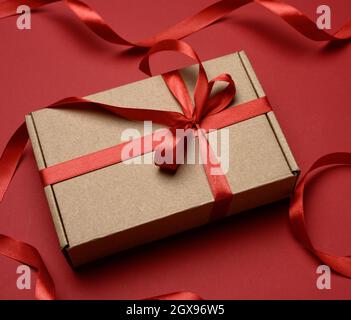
[142,40,235,173]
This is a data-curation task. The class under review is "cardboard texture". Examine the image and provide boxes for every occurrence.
[26,51,299,267]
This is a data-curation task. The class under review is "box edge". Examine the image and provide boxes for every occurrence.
[266,112,300,174]
[238,51,300,176]
[29,51,301,266]
[25,114,69,250]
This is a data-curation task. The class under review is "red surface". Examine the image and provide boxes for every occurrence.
[1,0,351,299]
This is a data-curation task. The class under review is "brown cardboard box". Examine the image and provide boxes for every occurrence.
[25,51,299,267]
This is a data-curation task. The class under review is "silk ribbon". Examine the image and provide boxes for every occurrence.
[289,152,351,277]
[0,0,350,46]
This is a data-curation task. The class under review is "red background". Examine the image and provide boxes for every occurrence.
[1,0,351,299]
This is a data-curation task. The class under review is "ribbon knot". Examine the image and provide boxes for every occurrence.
[153,69,235,171]
[188,118,198,129]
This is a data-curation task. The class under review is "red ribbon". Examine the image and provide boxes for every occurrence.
[0,234,55,300]
[0,0,350,45]
[1,0,351,300]
[289,152,351,277]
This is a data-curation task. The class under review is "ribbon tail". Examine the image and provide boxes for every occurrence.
[197,128,233,220]
[63,0,136,47]
[0,234,55,300]
[0,122,28,202]
[2,0,351,46]
[256,0,345,41]
[0,123,55,300]
[0,0,58,19]
[289,152,351,278]
[144,0,251,45]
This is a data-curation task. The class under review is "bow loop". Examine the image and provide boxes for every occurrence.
[202,73,236,119]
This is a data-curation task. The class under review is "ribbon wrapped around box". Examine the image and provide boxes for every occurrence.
[21,41,299,266]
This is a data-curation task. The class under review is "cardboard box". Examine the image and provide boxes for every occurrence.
[25,51,299,267]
